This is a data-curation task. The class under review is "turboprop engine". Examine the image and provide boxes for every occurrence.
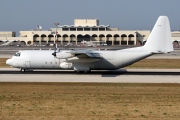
[53,51,74,59]
[60,62,73,69]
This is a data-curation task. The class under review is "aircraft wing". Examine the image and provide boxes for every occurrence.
[67,50,102,63]
[68,50,102,58]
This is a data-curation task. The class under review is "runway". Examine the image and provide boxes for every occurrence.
[0,68,180,83]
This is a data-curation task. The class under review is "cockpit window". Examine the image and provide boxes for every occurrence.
[14,52,21,57]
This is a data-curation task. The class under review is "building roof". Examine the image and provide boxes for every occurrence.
[57,25,110,28]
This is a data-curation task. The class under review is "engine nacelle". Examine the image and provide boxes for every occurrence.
[60,62,73,69]
[56,51,74,59]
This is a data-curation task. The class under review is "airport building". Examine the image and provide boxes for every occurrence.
[0,19,180,47]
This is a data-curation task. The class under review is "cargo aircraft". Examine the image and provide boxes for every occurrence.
[6,16,173,72]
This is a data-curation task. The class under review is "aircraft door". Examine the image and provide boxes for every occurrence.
[25,61,31,68]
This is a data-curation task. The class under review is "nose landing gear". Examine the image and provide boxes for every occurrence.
[20,68,33,73]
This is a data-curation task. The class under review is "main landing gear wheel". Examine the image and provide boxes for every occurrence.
[20,68,26,73]
[76,70,91,73]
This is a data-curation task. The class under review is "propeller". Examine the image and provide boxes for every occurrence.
[52,40,58,57]
[52,22,60,57]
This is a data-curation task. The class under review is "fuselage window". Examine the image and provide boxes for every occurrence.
[14,52,21,57]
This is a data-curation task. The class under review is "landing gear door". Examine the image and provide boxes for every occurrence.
[25,61,31,68]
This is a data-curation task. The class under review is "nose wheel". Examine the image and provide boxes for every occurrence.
[20,68,34,72]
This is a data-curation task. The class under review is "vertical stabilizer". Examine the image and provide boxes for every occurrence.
[144,16,173,53]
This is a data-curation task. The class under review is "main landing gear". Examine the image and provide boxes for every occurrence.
[20,68,26,73]
[75,70,91,73]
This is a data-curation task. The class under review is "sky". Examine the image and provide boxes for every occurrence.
[0,0,180,35]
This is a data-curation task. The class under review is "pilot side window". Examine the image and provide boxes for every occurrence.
[14,52,21,57]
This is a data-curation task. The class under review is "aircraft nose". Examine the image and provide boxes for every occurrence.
[6,59,13,66]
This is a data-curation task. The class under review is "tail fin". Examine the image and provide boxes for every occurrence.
[144,16,173,53]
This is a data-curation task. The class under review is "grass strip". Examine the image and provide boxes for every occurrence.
[0,83,180,119]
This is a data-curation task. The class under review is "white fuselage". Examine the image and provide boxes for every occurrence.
[6,48,152,71]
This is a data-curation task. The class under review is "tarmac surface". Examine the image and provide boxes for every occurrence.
[0,68,180,83]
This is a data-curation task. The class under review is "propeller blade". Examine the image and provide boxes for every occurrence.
[52,40,57,56]
[54,43,56,52]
